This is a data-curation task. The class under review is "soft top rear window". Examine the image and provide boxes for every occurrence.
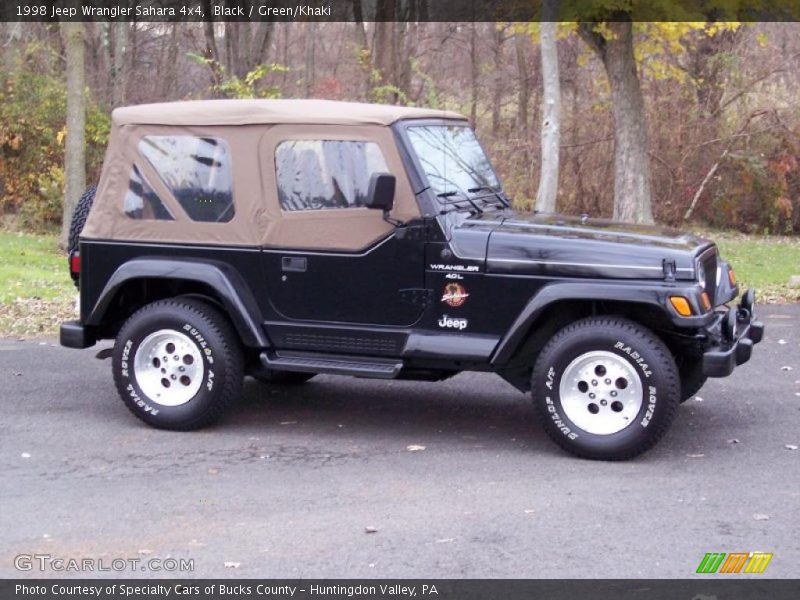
[138,135,235,223]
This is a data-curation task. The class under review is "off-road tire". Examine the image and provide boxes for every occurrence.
[67,185,96,288]
[679,359,707,403]
[252,370,315,385]
[112,297,243,430]
[531,316,680,460]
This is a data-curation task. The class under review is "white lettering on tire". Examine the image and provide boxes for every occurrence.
[613,341,653,378]
[641,385,657,427]
[121,339,133,378]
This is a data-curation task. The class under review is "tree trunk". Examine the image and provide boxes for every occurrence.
[491,25,506,135]
[578,21,653,224]
[163,24,180,98]
[469,22,478,124]
[304,22,316,96]
[535,19,560,213]
[110,22,128,107]
[514,32,529,133]
[60,22,86,248]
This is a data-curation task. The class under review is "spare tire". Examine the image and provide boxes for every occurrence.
[67,186,96,288]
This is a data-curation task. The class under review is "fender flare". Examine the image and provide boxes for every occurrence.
[87,257,268,348]
[490,281,711,366]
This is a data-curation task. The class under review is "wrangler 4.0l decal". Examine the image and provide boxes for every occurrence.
[429,264,480,272]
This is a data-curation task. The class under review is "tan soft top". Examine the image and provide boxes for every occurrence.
[112,99,465,127]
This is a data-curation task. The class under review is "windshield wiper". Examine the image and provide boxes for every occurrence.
[437,190,483,214]
[467,186,510,208]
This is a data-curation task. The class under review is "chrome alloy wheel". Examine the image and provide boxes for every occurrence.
[558,350,643,435]
[133,329,204,406]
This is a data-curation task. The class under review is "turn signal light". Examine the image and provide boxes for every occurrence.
[700,292,712,311]
[669,296,693,316]
[728,268,737,286]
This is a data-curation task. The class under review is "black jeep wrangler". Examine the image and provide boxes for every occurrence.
[61,99,763,460]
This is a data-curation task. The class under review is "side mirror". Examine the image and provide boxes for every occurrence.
[365,172,395,214]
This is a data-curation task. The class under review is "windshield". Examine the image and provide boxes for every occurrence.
[406,125,500,200]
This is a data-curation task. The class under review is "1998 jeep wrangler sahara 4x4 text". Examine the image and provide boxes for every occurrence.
[61,99,764,460]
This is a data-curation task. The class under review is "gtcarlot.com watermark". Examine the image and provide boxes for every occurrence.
[14,553,194,573]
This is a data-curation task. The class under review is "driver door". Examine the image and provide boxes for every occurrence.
[259,129,426,330]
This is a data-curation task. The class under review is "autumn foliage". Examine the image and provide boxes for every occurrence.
[1,21,800,234]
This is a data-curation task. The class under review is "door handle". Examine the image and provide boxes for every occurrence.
[281,256,307,272]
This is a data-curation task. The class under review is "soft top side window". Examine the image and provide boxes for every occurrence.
[275,140,388,211]
[138,135,235,223]
[123,164,174,221]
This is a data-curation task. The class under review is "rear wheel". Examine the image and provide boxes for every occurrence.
[531,316,680,460]
[112,298,243,430]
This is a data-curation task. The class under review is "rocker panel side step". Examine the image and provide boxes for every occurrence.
[260,351,402,379]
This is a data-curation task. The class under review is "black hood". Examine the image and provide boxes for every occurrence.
[448,210,713,280]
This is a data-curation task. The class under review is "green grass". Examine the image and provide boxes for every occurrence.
[0,231,75,337]
[702,231,800,303]
[0,229,798,337]
[0,231,73,303]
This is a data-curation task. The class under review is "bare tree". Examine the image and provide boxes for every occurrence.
[536,18,561,213]
[579,20,654,224]
[515,32,530,133]
[304,22,316,95]
[60,22,86,247]
[110,22,129,107]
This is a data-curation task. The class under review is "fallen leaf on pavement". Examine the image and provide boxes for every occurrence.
[727,438,740,444]
[781,366,793,371]
[687,454,705,458]
[364,526,378,534]
[753,513,770,521]
[785,444,798,451]
[406,445,426,452]
[224,561,240,568]
[20,453,31,458]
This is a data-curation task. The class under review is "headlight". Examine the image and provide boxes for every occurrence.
[697,264,707,288]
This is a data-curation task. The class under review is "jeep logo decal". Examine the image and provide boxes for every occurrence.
[438,315,468,330]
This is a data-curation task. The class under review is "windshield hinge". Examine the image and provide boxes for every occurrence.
[662,259,677,282]
[395,223,428,241]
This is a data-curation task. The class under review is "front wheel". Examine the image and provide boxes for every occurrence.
[532,317,680,460]
[112,298,243,430]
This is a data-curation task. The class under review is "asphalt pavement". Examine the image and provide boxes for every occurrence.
[1,306,798,579]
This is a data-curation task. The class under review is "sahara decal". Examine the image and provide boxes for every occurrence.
[441,283,469,307]
[429,264,480,273]
[438,315,468,330]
